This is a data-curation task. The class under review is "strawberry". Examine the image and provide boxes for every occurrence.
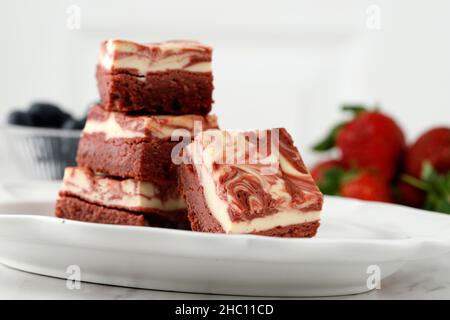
[402,163,450,214]
[310,159,346,195]
[336,112,405,181]
[310,158,392,202]
[394,180,426,208]
[313,105,405,181]
[311,159,344,182]
[340,171,392,202]
[404,127,450,178]
[401,128,450,213]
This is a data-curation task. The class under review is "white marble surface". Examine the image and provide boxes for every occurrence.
[1,254,449,300]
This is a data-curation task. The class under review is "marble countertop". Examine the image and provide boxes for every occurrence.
[1,254,449,299]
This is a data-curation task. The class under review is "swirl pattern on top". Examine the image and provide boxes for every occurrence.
[99,39,212,75]
[83,104,218,140]
[61,167,185,212]
[187,129,323,222]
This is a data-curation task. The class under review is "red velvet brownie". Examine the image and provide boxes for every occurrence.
[56,197,150,227]
[56,167,189,229]
[178,128,324,237]
[97,39,213,114]
[76,104,218,184]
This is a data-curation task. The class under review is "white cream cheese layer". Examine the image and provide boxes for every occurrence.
[100,40,211,74]
[83,111,217,140]
[61,167,186,211]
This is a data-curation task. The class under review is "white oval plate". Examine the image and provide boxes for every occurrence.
[0,182,449,297]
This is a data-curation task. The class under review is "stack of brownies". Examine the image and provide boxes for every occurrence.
[56,38,324,238]
[55,39,218,229]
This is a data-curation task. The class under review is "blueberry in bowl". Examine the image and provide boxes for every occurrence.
[3,102,86,180]
[28,102,73,128]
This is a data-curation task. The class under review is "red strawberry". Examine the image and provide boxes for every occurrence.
[401,163,450,214]
[310,159,347,195]
[311,159,344,182]
[340,171,392,202]
[313,105,405,182]
[336,112,405,181]
[404,127,450,178]
[394,180,426,208]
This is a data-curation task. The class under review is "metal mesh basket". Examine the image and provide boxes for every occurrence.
[3,125,81,180]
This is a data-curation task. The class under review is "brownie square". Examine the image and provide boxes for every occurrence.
[76,104,218,184]
[96,39,213,114]
[178,128,324,237]
[57,167,190,229]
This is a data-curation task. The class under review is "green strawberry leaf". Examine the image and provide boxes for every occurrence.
[403,162,450,214]
[421,162,436,181]
[401,174,430,192]
[312,121,347,152]
[421,163,450,214]
[316,167,346,195]
[342,104,368,116]
[435,200,450,213]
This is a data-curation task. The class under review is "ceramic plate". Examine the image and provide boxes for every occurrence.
[0,182,449,297]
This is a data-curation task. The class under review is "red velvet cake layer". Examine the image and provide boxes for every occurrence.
[56,195,146,227]
[55,195,190,229]
[97,67,213,114]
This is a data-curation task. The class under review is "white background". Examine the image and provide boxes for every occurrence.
[0,0,449,179]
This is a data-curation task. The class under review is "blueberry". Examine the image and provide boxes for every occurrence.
[61,111,73,123]
[7,110,33,126]
[28,102,73,128]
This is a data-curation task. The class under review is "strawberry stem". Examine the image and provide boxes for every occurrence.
[401,174,430,192]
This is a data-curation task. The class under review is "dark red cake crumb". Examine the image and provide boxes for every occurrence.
[96,66,213,115]
[56,195,190,229]
[76,133,182,184]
